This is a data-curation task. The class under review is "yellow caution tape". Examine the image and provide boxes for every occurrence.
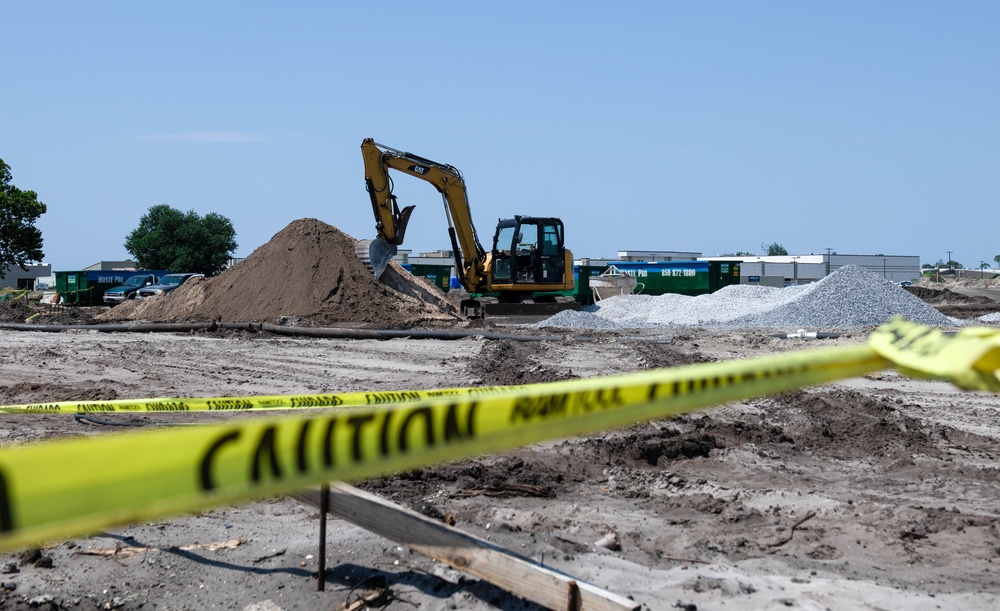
[0,342,888,551]
[1,318,998,552]
[0,385,535,414]
[869,318,1000,391]
[4,320,993,416]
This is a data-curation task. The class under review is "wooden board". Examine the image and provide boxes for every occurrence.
[293,483,639,611]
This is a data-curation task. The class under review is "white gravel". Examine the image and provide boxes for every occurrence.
[979,311,1000,322]
[538,265,964,330]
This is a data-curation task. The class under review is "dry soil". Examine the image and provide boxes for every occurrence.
[0,222,999,610]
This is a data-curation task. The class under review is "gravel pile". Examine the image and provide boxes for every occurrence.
[978,311,1000,322]
[538,265,962,330]
[535,309,630,330]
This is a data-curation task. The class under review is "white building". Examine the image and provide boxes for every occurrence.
[704,254,920,285]
[576,250,704,267]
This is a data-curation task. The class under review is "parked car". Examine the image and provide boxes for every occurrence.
[103,274,160,305]
[134,273,205,299]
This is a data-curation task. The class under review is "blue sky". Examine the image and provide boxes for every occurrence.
[3,2,998,271]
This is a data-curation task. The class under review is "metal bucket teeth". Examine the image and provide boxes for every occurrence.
[356,239,397,279]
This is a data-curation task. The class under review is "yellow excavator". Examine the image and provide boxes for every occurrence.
[356,138,575,317]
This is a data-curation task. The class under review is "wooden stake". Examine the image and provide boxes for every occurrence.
[294,483,638,611]
[317,482,329,591]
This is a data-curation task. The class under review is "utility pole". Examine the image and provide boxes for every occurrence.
[947,250,953,270]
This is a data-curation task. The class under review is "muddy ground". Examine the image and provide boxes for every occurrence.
[0,311,999,610]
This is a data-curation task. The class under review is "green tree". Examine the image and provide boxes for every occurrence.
[0,159,46,279]
[721,250,756,257]
[927,259,965,270]
[125,205,237,276]
[760,242,788,256]
[994,254,1000,267]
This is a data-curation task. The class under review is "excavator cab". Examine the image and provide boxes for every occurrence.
[490,216,568,288]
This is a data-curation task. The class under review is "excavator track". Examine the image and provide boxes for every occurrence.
[484,301,581,317]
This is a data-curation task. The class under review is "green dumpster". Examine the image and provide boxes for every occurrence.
[410,264,452,292]
[55,270,140,305]
[55,271,87,304]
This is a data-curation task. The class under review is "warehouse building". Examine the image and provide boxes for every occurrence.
[0,263,53,290]
[574,251,920,286]
[704,254,920,285]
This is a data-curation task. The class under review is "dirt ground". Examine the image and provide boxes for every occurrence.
[1,315,999,610]
[1,227,999,611]
[904,280,1000,319]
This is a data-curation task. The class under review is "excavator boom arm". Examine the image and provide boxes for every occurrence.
[361,138,486,290]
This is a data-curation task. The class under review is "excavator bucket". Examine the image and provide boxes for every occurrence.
[356,238,397,279]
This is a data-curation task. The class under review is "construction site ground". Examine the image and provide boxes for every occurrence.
[1,220,999,610]
[0,313,999,610]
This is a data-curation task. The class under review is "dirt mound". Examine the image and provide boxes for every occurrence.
[633,342,713,369]
[904,285,991,303]
[362,452,570,504]
[466,340,576,386]
[0,299,35,322]
[99,219,459,327]
[0,300,100,325]
[903,285,1000,318]
[0,382,119,406]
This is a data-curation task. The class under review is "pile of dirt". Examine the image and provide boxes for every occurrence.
[465,340,576,386]
[99,219,460,327]
[903,285,990,303]
[904,285,1000,319]
[0,300,100,325]
[0,299,35,322]
[0,381,119,406]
